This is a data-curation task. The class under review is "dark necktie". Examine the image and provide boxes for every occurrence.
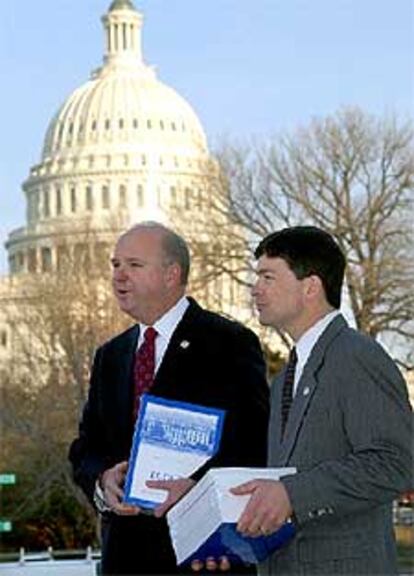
[133,326,158,419]
[281,347,297,438]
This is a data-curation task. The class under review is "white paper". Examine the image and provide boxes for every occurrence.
[167,467,297,565]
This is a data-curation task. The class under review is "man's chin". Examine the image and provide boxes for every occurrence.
[257,313,271,326]
[117,301,132,315]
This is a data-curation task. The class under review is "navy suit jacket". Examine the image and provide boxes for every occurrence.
[69,298,269,575]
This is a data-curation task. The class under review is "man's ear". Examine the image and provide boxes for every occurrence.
[165,262,181,287]
[303,274,323,300]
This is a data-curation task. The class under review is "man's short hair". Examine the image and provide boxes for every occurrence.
[255,226,346,309]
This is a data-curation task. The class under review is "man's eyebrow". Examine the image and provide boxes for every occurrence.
[110,256,146,264]
[111,256,145,261]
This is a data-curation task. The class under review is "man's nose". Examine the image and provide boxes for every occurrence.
[251,280,260,297]
[113,266,127,280]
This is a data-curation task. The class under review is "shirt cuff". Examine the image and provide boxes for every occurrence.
[93,478,111,514]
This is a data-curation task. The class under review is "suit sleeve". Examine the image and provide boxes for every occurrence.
[283,336,413,525]
[223,326,270,467]
[192,325,270,480]
[68,346,113,504]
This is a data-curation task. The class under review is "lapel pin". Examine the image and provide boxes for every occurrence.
[180,340,190,349]
[303,386,310,396]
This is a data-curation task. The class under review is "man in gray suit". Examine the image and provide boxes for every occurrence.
[232,226,413,575]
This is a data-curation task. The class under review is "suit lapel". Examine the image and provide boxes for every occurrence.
[152,298,201,395]
[113,325,139,437]
[278,372,319,464]
[278,315,348,465]
[268,373,284,464]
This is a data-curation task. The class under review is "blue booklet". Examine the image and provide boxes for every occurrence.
[184,520,295,566]
[124,394,225,509]
[167,467,297,565]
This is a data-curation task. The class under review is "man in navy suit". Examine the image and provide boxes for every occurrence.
[232,226,413,575]
[69,221,269,575]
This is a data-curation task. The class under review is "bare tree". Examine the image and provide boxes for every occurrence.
[192,109,414,364]
[0,239,131,550]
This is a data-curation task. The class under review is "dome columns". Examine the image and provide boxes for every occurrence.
[102,3,144,67]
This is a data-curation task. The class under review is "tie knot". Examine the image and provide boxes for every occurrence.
[144,326,157,343]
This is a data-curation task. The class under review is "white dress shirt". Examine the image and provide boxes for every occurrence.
[293,310,340,396]
[137,296,190,374]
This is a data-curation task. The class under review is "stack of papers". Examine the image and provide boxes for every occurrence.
[167,467,296,566]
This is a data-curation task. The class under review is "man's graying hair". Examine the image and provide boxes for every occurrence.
[128,221,190,285]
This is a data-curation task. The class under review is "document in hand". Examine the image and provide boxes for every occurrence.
[167,467,297,566]
[124,394,225,509]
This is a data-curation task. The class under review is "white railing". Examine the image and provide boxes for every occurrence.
[0,547,100,575]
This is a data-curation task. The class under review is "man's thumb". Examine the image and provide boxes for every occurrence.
[230,480,257,495]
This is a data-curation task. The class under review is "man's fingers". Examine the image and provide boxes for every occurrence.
[115,461,129,483]
[190,556,231,572]
[104,480,125,507]
[153,501,170,518]
[230,480,258,495]
[146,479,170,490]
[237,499,262,534]
[113,483,125,498]
[205,557,218,571]
[191,559,203,572]
[147,478,195,515]
[113,503,140,516]
[219,556,231,571]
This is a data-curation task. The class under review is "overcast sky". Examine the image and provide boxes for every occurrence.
[0,0,412,273]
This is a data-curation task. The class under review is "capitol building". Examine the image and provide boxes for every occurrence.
[0,0,246,370]
[1,0,412,407]
[6,0,212,275]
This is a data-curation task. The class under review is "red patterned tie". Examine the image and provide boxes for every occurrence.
[133,326,158,419]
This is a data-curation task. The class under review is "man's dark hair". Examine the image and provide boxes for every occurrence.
[254,226,346,309]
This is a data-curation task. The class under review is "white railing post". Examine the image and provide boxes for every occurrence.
[86,545,92,563]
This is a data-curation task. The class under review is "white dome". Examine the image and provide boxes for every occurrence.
[6,1,214,276]
[42,67,207,161]
[42,7,207,161]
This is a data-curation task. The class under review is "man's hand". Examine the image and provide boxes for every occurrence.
[146,478,195,517]
[231,479,292,537]
[101,461,140,515]
[191,556,231,572]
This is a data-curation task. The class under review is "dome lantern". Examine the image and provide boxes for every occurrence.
[109,0,136,10]
[102,0,144,68]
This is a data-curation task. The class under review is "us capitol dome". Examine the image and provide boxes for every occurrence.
[5,0,213,275]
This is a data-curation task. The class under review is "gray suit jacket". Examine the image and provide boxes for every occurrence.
[260,315,413,576]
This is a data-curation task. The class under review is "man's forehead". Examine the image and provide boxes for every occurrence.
[118,228,162,247]
[113,229,163,257]
[256,255,282,269]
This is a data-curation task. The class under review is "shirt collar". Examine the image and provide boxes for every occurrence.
[295,310,340,373]
[138,296,189,344]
